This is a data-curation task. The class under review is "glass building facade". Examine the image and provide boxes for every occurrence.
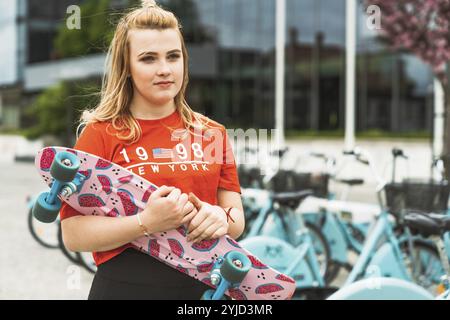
[11,0,436,133]
[26,0,84,63]
[160,0,434,133]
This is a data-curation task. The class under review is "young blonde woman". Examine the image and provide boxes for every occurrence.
[60,0,244,300]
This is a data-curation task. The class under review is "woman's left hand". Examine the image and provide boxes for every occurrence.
[186,192,229,243]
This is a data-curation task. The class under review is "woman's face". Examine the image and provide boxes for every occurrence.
[128,28,184,107]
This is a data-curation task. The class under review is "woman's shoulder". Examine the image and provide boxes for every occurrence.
[80,121,113,133]
[77,121,116,142]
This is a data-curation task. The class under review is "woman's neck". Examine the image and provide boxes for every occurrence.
[130,95,177,120]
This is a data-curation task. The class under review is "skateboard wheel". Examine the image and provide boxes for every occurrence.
[200,290,215,300]
[220,251,251,284]
[200,289,227,300]
[50,152,80,182]
[32,192,61,223]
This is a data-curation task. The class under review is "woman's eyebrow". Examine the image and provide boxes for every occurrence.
[138,49,181,57]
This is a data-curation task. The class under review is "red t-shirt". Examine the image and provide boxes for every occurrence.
[60,109,241,266]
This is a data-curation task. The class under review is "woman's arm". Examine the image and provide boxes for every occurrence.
[217,188,245,240]
[61,214,144,253]
[62,186,195,252]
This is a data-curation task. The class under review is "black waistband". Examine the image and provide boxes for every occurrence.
[96,248,203,288]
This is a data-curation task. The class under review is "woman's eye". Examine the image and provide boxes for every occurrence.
[141,56,155,62]
[169,54,180,60]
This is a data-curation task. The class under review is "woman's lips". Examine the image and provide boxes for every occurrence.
[155,81,174,88]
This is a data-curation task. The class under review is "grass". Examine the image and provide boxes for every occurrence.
[0,128,27,136]
[285,129,431,140]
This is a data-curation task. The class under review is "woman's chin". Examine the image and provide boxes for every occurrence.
[146,96,175,106]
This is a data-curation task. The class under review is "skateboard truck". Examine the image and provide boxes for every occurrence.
[33,151,82,223]
[58,172,87,197]
[201,251,251,300]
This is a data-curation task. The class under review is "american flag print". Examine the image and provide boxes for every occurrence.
[152,148,174,159]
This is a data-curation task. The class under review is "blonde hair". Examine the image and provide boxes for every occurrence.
[80,0,212,144]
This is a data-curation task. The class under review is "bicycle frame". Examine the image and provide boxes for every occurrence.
[328,229,450,300]
[241,196,326,288]
[302,208,369,268]
[345,210,410,285]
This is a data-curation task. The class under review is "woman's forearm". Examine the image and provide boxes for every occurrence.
[62,206,244,253]
[61,214,146,253]
[224,207,245,240]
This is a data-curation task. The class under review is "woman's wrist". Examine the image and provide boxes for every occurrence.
[136,212,151,237]
[134,207,155,238]
[221,207,236,223]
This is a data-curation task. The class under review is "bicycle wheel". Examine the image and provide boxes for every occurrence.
[57,220,80,264]
[28,208,59,249]
[305,221,332,283]
[77,252,97,274]
[400,239,444,295]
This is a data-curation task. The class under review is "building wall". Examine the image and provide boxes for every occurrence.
[184,0,434,132]
[0,0,436,134]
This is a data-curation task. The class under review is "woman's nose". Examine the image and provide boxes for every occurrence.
[156,60,171,76]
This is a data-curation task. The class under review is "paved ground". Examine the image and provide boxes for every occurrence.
[0,161,93,300]
[0,135,434,299]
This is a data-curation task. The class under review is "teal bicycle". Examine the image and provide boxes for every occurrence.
[329,211,450,300]
[240,147,446,298]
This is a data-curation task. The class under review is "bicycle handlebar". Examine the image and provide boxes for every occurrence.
[244,146,289,159]
[343,147,386,189]
[392,148,408,160]
[310,152,327,159]
[343,149,369,166]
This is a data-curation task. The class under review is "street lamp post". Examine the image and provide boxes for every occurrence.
[345,0,356,151]
[275,0,286,149]
[433,78,445,166]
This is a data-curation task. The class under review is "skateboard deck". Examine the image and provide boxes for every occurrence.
[35,147,296,300]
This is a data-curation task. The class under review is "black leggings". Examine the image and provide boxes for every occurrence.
[88,248,211,300]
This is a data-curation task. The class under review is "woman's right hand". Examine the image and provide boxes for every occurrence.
[140,185,197,234]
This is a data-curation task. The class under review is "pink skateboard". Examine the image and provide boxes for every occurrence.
[33,147,296,300]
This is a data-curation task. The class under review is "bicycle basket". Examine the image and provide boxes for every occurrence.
[294,172,329,198]
[269,170,329,198]
[237,166,263,188]
[384,179,450,217]
[268,170,293,192]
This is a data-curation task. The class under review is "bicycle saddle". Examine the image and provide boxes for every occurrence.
[271,190,314,209]
[404,212,450,237]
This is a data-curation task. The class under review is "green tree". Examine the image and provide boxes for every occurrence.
[24,81,100,145]
[54,0,115,58]
[25,0,114,143]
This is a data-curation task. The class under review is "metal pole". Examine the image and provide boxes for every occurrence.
[433,78,445,160]
[275,0,286,148]
[345,0,356,151]
[0,94,3,126]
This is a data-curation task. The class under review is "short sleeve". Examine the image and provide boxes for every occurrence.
[72,123,106,158]
[60,123,106,221]
[218,128,241,194]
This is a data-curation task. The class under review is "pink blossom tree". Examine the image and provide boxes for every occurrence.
[365,0,450,177]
